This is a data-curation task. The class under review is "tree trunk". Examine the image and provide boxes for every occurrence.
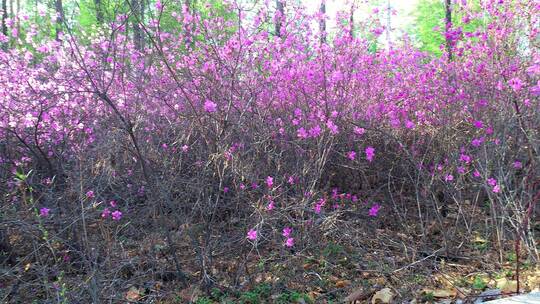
[445,0,452,61]
[132,0,143,50]
[319,0,326,44]
[1,0,7,49]
[54,0,64,41]
[94,0,103,24]
[386,0,391,48]
[349,2,354,39]
[275,0,284,37]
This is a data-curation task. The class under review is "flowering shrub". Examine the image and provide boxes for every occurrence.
[0,0,538,301]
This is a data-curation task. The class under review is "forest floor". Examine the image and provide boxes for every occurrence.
[117,214,540,303]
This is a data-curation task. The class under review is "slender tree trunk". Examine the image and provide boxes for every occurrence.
[94,0,103,24]
[386,0,391,49]
[132,0,143,50]
[15,0,18,38]
[319,0,326,44]
[1,0,8,49]
[275,0,284,37]
[54,0,64,41]
[445,0,452,61]
[349,2,354,39]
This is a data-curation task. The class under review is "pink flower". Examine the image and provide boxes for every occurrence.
[487,178,497,187]
[513,160,522,169]
[471,137,484,147]
[39,207,50,217]
[347,151,356,160]
[473,120,483,129]
[508,77,523,92]
[473,170,481,178]
[223,186,229,193]
[326,120,339,134]
[109,200,117,207]
[314,198,325,214]
[297,127,308,139]
[266,176,273,188]
[247,229,257,241]
[282,227,292,237]
[445,174,454,182]
[492,185,501,193]
[266,201,275,211]
[204,100,217,113]
[288,176,295,184]
[460,154,472,164]
[369,204,381,217]
[181,145,189,152]
[101,208,111,218]
[309,125,322,138]
[365,146,375,162]
[457,166,466,174]
[86,190,95,198]
[111,210,122,221]
[284,237,295,247]
[354,126,365,136]
[405,120,415,129]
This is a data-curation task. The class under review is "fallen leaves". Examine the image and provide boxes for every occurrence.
[422,288,458,298]
[496,278,518,294]
[371,287,395,304]
[343,287,375,302]
[335,279,351,288]
[125,286,142,301]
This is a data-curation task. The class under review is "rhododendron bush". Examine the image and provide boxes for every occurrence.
[0,0,539,301]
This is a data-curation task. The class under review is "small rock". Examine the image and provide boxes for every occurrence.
[474,289,502,303]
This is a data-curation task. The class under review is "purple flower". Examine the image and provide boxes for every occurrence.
[365,146,375,162]
[405,120,415,129]
[508,77,523,92]
[460,154,472,164]
[326,120,339,135]
[471,137,484,147]
[111,210,122,221]
[39,207,50,217]
[369,204,381,217]
[353,126,365,136]
[86,190,95,198]
[284,237,294,247]
[288,176,295,184]
[347,151,356,160]
[247,229,257,241]
[282,227,292,238]
[473,120,483,129]
[513,160,522,169]
[297,127,308,139]
[101,208,111,218]
[204,99,217,113]
[266,176,273,188]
